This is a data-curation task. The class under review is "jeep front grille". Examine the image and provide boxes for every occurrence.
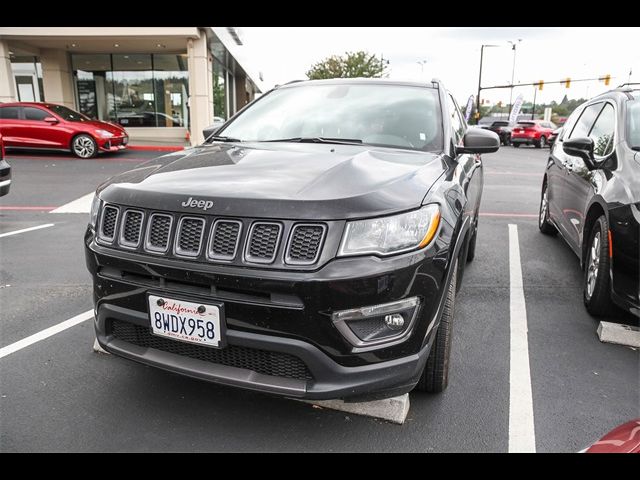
[99,205,119,243]
[120,210,144,248]
[208,220,242,261]
[175,217,205,257]
[145,213,172,253]
[286,224,326,265]
[97,203,328,268]
[246,222,281,263]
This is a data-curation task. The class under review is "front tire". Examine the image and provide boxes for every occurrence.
[583,216,613,316]
[466,222,477,263]
[539,181,557,235]
[512,142,520,148]
[414,258,457,393]
[72,134,98,158]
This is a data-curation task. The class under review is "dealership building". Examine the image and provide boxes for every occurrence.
[0,27,263,145]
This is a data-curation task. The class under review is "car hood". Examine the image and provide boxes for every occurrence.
[98,142,446,220]
[83,120,126,135]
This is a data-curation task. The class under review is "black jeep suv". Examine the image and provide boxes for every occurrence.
[85,79,499,401]
[539,86,639,318]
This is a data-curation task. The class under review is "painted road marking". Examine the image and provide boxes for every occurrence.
[481,213,538,218]
[0,206,56,211]
[508,224,536,452]
[50,192,94,213]
[0,223,54,238]
[0,310,94,359]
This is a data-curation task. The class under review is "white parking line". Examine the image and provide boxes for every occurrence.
[508,224,536,453]
[0,223,55,238]
[50,192,94,213]
[0,310,94,359]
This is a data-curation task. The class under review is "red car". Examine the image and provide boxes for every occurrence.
[585,419,640,453]
[0,102,128,158]
[511,119,557,149]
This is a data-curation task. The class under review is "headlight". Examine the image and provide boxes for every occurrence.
[95,129,114,138]
[90,194,101,229]
[338,204,440,257]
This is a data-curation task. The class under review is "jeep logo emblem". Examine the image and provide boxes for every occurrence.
[181,197,214,211]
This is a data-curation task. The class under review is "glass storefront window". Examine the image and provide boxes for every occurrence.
[213,59,226,120]
[71,53,189,129]
[10,55,44,102]
[152,54,189,128]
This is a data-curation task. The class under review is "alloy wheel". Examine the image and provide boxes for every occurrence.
[73,136,96,158]
[539,187,549,228]
[586,231,601,299]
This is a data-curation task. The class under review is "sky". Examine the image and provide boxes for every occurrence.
[237,27,639,107]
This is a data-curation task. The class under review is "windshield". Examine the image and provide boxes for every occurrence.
[47,104,90,122]
[627,98,640,150]
[217,83,443,151]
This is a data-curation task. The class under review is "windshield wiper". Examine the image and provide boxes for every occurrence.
[208,135,242,143]
[262,137,363,145]
[631,146,640,151]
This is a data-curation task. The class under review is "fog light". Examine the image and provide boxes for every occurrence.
[384,313,405,330]
[332,297,420,348]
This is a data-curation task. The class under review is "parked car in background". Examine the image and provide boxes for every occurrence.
[0,102,128,158]
[86,78,500,401]
[0,133,10,197]
[548,127,562,148]
[538,86,639,317]
[511,119,557,148]
[481,120,514,145]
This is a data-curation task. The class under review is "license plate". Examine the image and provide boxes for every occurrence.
[148,294,225,348]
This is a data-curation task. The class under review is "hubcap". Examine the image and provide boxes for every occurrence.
[540,137,546,147]
[73,136,95,158]
[539,188,548,227]
[586,232,601,298]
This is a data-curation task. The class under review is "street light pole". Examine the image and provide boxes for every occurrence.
[476,45,498,124]
[417,60,428,80]
[508,39,522,117]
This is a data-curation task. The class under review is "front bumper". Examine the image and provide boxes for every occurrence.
[98,135,129,153]
[86,222,454,400]
[0,159,10,197]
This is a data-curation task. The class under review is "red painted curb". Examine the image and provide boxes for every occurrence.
[127,145,186,152]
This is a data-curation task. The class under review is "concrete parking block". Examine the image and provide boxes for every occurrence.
[298,394,410,424]
[93,337,110,354]
[597,321,640,348]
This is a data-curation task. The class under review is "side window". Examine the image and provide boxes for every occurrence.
[569,103,603,140]
[24,107,49,121]
[446,94,465,145]
[0,106,20,119]
[589,103,615,157]
[559,108,582,141]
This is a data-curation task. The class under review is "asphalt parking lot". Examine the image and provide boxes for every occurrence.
[0,146,637,452]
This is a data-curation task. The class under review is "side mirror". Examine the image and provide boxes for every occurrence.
[44,116,59,124]
[562,137,595,169]
[203,123,223,140]
[456,127,500,154]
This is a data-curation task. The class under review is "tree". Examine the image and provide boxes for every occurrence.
[306,51,389,80]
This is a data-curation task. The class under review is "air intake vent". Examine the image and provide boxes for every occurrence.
[119,210,144,248]
[175,217,205,257]
[286,224,325,265]
[208,220,242,261]
[246,222,281,263]
[145,213,173,253]
[99,205,119,243]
